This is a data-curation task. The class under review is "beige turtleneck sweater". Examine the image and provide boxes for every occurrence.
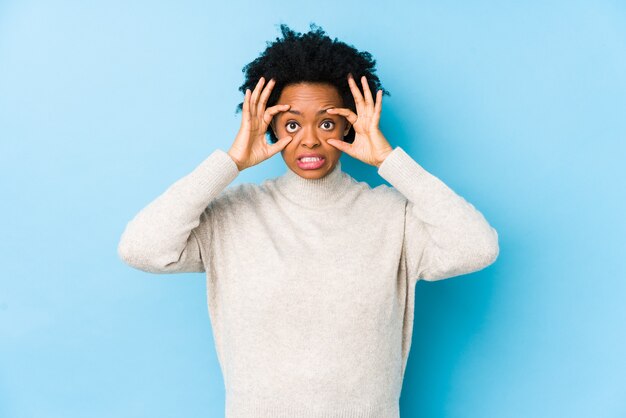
[117,146,499,417]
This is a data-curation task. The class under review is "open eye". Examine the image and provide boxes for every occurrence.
[285,121,300,133]
[321,120,335,131]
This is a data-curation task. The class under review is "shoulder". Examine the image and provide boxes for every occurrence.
[337,176,407,213]
[368,182,407,205]
[207,181,265,212]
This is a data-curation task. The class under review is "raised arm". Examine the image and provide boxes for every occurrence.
[119,76,294,274]
[325,73,498,282]
[378,146,499,282]
[117,149,240,273]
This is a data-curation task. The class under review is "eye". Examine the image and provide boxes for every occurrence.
[285,121,299,133]
[321,120,335,130]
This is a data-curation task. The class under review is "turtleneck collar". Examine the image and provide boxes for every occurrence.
[274,160,354,209]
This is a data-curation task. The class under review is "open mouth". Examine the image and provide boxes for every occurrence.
[297,156,325,169]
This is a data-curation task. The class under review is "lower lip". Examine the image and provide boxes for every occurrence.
[297,158,325,170]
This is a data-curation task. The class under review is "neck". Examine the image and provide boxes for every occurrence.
[274,160,352,209]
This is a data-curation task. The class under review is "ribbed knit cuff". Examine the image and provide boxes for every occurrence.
[190,148,240,197]
[377,146,435,198]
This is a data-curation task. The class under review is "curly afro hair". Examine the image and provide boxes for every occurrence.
[236,23,390,144]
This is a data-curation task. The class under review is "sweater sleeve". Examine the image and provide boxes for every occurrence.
[117,148,240,274]
[377,146,499,282]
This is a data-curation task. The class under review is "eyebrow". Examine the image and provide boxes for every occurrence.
[286,107,334,116]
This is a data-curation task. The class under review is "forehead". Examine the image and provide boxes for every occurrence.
[277,82,343,107]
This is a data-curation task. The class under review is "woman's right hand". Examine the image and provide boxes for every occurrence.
[227,77,293,171]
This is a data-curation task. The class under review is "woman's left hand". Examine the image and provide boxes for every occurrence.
[326,74,394,167]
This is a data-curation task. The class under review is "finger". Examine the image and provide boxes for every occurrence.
[268,135,293,156]
[258,78,276,116]
[327,138,352,154]
[347,73,365,112]
[326,107,358,125]
[361,75,374,108]
[241,88,251,126]
[250,77,266,118]
[372,89,383,126]
[263,104,291,126]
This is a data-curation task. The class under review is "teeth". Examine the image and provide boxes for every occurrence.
[300,157,322,162]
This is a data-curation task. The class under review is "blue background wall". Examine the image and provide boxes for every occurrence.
[1,1,625,417]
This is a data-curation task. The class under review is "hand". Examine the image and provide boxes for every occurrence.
[326,74,393,167]
[228,77,293,171]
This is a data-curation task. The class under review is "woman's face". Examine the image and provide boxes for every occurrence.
[271,82,351,180]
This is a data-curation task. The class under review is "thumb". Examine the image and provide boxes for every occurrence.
[327,139,350,153]
[268,135,293,156]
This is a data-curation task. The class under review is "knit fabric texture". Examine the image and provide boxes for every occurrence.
[118,146,499,417]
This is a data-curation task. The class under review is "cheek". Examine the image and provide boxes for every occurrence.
[335,119,348,132]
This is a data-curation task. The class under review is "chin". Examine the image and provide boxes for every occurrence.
[299,171,324,179]
[295,161,335,179]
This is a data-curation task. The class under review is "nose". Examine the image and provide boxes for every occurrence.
[299,125,321,148]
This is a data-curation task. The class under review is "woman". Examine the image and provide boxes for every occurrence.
[118,23,499,417]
